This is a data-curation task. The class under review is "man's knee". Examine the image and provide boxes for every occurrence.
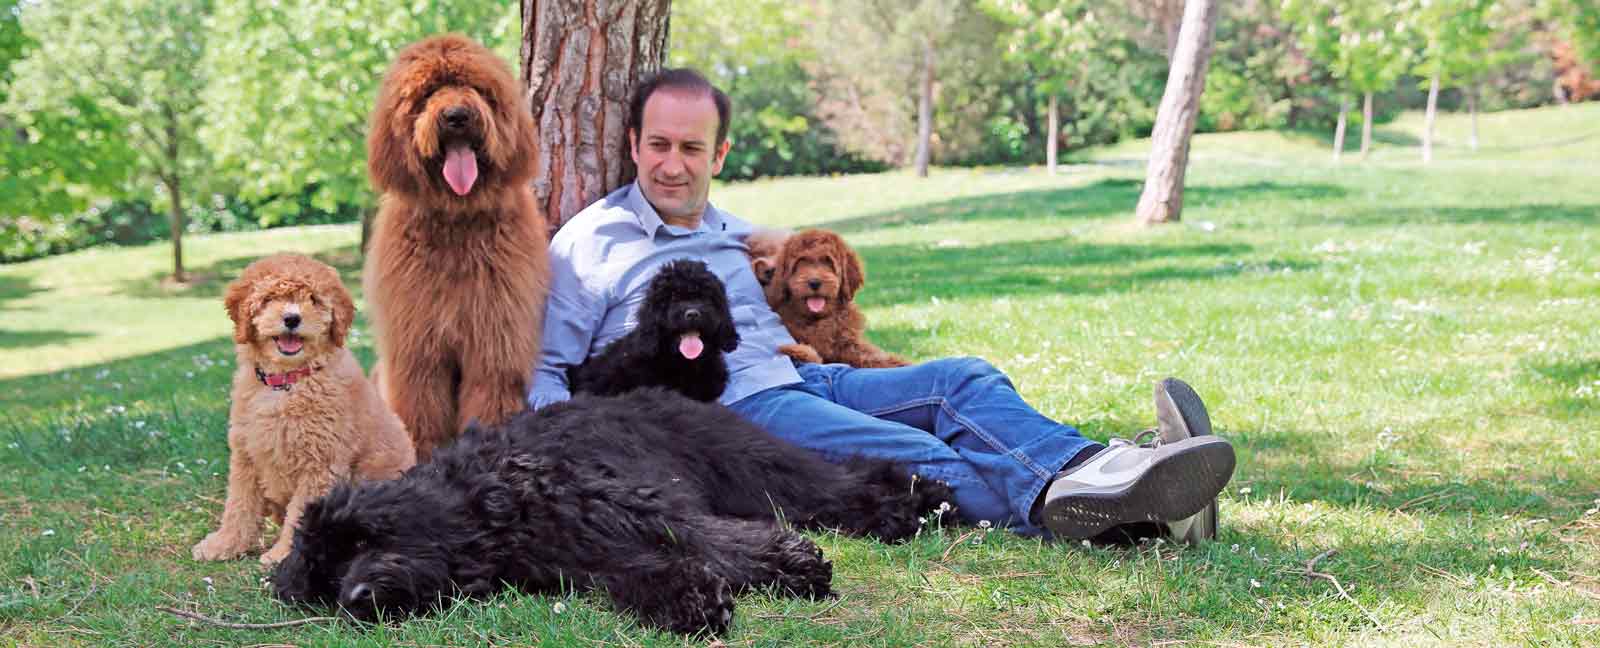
[929,356,1002,380]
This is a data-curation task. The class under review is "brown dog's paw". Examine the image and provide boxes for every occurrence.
[259,542,291,566]
[192,531,250,562]
[779,344,824,364]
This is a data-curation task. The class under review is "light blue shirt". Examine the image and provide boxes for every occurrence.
[527,181,802,409]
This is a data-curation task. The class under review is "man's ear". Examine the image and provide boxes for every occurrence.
[628,129,641,166]
[710,138,731,176]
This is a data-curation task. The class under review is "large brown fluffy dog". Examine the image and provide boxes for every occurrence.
[764,229,909,369]
[364,34,549,460]
[193,254,415,565]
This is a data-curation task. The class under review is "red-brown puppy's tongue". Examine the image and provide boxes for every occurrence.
[275,334,303,355]
[678,332,704,360]
[443,145,478,195]
[806,297,826,313]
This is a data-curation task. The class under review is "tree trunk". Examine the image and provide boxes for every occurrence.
[521,0,671,236]
[1468,81,1480,151]
[913,37,934,178]
[1359,91,1373,160]
[1422,69,1440,164]
[1333,96,1349,163]
[1134,0,1219,226]
[360,205,377,255]
[1046,93,1058,176]
[1161,0,1183,61]
[165,174,186,283]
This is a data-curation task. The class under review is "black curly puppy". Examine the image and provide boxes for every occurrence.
[274,387,954,636]
[567,259,739,402]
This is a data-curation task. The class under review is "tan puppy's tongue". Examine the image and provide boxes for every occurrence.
[443,145,478,195]
[806,297,826,313]
[275,334,303,355]
[678,332,704,360]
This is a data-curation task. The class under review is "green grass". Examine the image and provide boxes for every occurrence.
[3,103,1599,646]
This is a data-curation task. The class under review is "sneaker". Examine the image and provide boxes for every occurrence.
[1039,433,1235,540]
[1155,377,1219,543]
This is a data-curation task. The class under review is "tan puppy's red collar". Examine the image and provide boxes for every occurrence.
[255,366,318,391]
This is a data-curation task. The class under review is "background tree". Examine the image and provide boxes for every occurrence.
[1413,0,1498,162]
[1285,0,1414,162]
[6,0,211,282]
[1134,0,1219,226]
[521,0,669,233]
[988,0,1108,175]
[808,0,1000,175]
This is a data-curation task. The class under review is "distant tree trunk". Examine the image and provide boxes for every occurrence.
[161,107,186,283]
[1046,94,1058,176]
[913,36,934,178]
[521,0,671,235]
[360,205,377,254]
[1135,0,1219,226]
[1333,96,1349,163]
[164,173,186,283]
[1359,91,1373,160]
[1468,81,1480,151]
[1422,69,1440,164]
[1160,0,1183,60]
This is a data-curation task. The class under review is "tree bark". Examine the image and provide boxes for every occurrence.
[1468,81,1480,151]
[1046,93,1058,176]
[1134,0,1219,226]
[1333,96,1349,163]
[521,0,671,235]
[913,36,934,178]
[1422,69,1440,164]
[1359,91,1373,160]
[165,173,185,283]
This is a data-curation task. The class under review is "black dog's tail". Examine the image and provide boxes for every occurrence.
[769,458,954,543]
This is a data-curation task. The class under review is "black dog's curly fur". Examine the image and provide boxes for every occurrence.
[274,388,954,635]
[567,259,739,402]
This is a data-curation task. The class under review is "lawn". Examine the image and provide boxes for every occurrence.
[2,103,1598,646]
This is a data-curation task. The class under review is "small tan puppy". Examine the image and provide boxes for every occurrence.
[193,253,415,565]
[764,229,909,368]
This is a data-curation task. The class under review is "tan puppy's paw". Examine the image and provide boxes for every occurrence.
[259,542,292,566]
[192,532,250,562]
[779,343,824,365]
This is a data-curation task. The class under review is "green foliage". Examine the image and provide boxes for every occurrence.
[1550,0,1600,66]
[200,0,518,227]
[670,0,882,179]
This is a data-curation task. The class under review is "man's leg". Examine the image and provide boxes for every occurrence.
[800,357,1099,534]
[729,381,1014,528]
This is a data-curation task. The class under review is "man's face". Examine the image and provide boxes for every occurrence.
[630,89,730,227]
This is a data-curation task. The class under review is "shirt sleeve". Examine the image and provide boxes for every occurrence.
[527,242,605,410]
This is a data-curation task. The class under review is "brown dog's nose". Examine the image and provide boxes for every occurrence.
[807,279,822,290]
[283,314,301,329]
[442,106,471,128]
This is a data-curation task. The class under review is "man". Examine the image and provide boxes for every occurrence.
[529,68,1234,541]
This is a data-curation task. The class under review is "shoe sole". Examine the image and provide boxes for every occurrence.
[1160,378,1219,543]
[1042,436,1235,540]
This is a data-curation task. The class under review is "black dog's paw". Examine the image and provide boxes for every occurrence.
[766,531,833,600]
[653,563,735,637]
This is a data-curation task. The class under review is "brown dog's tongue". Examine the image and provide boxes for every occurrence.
[806,297,826,313]
[443,145,478,195]
[678,332,704,360]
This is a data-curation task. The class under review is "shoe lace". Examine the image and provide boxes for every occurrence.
[1108,428,1161,449]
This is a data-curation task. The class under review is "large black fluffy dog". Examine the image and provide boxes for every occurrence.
[274,388,954,635]
[567,259,739,402]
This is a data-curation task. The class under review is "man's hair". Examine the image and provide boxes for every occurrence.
[628,68,731,146]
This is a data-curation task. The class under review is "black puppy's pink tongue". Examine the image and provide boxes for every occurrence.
[678,332,704,360]
[443,145,478,195]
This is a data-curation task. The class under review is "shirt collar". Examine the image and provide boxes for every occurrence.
[626,181,724,239]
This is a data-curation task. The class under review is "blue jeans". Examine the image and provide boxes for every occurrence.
[728,357,1095,536]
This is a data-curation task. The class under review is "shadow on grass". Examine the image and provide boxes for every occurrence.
[854,236,1315,308]
[0,275,93,349]
[1282,125,1423,150]
[1525,356,1600,418]
[821,178,1350,233]
[109,244,367,300]
[1295,203,1600,227]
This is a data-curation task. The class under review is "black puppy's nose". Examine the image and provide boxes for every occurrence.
[283,313,301,329]
[807,279,822,290]
[442,106,471,128]
[341,583,372,607]
[683,308,701,322]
